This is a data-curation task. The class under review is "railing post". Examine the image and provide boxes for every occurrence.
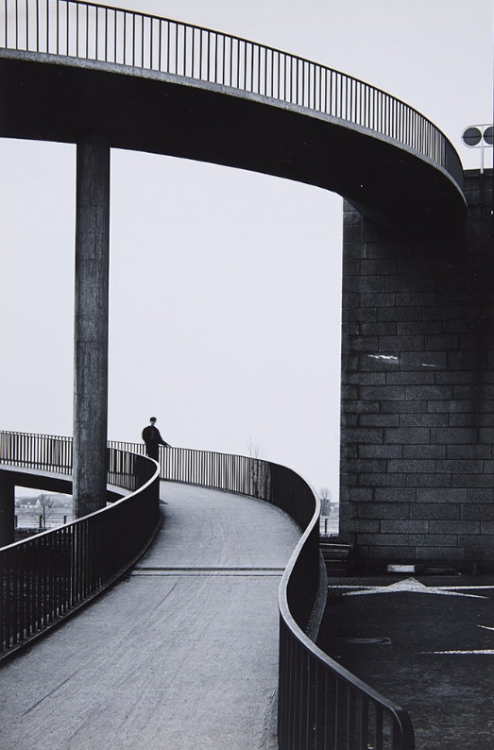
[0,474,15,547]
[73,134,111,518]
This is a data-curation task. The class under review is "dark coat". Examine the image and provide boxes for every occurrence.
[142,424,169,460]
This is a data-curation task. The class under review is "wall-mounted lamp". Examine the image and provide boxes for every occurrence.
[461,125,493,173]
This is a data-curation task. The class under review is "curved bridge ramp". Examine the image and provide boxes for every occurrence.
[0,481,300,750]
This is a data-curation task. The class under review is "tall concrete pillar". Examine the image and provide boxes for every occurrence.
[0,475,15,547]
[73,136,110,518]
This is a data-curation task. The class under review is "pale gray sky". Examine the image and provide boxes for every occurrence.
[0,0,492,497]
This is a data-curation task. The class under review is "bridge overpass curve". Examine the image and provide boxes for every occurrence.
[0,0,465,233]
[0,480,300,750]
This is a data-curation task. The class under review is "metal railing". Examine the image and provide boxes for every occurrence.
[105,438,416,749]
[0,430,414,747]
[0,0,460,183]
[0,431,160,656]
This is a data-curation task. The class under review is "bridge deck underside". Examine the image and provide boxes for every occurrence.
[0,481,300,750]
[0,53,465,234]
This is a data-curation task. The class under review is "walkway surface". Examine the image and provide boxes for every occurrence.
[317,573,494,750]
[0,481,300,750]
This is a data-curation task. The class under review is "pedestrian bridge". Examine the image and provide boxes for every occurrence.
[1,2,467,746]
[0,432,414,749]
[0,0,464,233]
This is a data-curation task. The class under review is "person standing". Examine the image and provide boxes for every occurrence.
[142,417,170,461]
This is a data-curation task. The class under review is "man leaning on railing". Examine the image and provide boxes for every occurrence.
[142,417,170,460]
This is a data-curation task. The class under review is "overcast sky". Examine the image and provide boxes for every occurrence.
[0,0,492,498]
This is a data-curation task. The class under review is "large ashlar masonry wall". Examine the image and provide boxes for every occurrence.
[339,169,494,572]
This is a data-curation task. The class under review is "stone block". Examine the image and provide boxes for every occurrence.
[400,413,448,426]
[344,427,384,444]
[435,371,477,384]
[385,427,430,444]
[358,533,409,546]
[410,503,460,520]
[424,334,460,350]
[341,323,360,337]
[448,352,487,370]
[436,460,483,474]
[342,293,360,308]
[465,489,494,503]
[359,474,408,488]
[342,307,377,322]
[430,427,477,444]
[359,353,400,370]
[406,385,453,400]
[381,400,427,413]
[447,445,492,460]
[379,335,424,352]
[458,535,494,548]
[427,400,474,413]
[368,546,417,560]
[388,459,435,474]
[398,321,443,335]
[433,520,481,534]
[478,428,494,444]
[404,445,446,459]
[360,293,396,307]
[415,547,465,561]
[343,276,387,294]
[395,292,436,306]
[345,373,386,385]
[374,488,416,503]
[340,473,358,487]
[360,385,405,400]
[356,519,380,533]
[341,459,387,474]
[360,322,397,336]
[359,414,400,427]
[360,260,399,276]
[342,400,380,414]
[406,475,453,488]
[340,488,373,503]
[451,414,494,428]
[416,488,467,503]
[399,352,447,370]
[385,275,436,292]
[359,445,403,459]
[387,373,435,386]
[409,534,458,547]
[381,520,428,534]
[358,503,409,519]
[378,307,423,322]
[452,475,494,488]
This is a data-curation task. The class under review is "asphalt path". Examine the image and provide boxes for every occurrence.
[318,574,494,750]
[0,481,300,750]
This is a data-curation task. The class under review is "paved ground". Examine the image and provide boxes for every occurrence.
[317,573,494,750]
[0,481,300,750]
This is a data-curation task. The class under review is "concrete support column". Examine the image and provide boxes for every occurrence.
[0,475,15,547]
[73,136,110,518]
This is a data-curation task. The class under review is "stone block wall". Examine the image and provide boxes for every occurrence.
[339,169,494,571]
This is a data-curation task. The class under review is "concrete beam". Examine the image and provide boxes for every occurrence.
[73,136,110,518]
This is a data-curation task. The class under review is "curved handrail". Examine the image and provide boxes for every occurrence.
[0,0,461,186]
[0,431,161,658]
